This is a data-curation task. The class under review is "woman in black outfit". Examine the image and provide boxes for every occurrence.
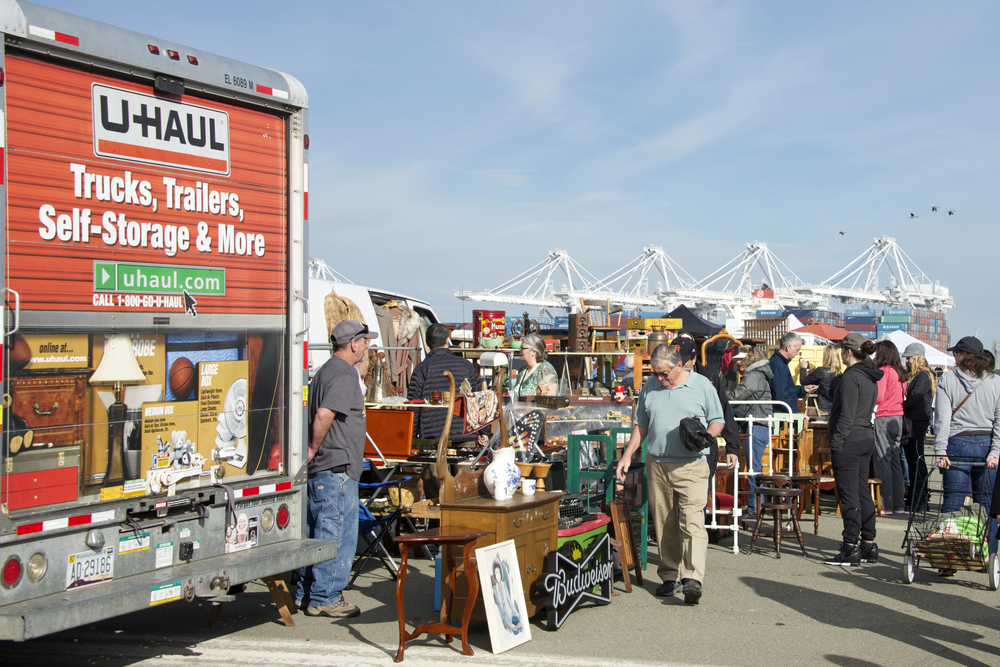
[900,343,935,509]
[824,333,883,567]
[800,345,843,415]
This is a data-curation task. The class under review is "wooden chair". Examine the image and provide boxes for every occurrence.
[746,486,807,558]
[579,298,622,352]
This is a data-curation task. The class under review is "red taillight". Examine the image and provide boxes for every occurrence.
[2,556,22,588]
[304,135,310,149]
[276,504,290,529]
[167,50,179,60]
[187,55,198,66]
[147,44,160,55]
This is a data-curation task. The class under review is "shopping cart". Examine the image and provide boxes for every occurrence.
[901,459,999,588]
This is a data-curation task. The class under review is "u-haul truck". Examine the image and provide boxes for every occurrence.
[0,1,329,640]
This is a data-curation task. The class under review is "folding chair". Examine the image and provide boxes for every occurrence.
[348,476,411,589]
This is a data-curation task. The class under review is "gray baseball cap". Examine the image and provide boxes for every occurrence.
[331,319,378,345]
[900,342,925,358]
[837,332,869,353]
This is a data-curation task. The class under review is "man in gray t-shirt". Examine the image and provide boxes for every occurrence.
[296,319,377,619]
[616,342,725,606]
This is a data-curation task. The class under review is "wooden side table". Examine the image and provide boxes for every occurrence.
[392,526,486,663]
[439,491,561,621]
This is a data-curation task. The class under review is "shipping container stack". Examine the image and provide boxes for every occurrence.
[911,307,951,350]
[844,309,877,336]
[785,309,846,328]
[742,304,949,351]
[876,308,910,337]
[850,307,951,350]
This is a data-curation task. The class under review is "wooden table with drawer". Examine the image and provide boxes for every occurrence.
[5,372,88,510]
[439,490,562,622]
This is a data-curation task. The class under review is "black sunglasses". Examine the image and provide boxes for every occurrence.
[350,324,371,341]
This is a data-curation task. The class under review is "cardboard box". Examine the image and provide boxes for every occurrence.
[140,401,200,477]
[198,359,249,477]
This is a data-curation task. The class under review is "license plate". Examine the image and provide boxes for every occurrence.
[66,546,115,590]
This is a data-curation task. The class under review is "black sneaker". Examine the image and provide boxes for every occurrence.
[825,542,861,566]
[682,578,702,605]
[655,580,681,597]
[859,541,879,564]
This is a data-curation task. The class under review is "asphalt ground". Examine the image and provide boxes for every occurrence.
[4,493,1000,666]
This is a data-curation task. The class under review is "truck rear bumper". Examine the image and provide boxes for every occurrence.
[0,538,335,642]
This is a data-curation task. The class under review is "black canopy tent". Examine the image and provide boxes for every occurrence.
[665,305,724,338]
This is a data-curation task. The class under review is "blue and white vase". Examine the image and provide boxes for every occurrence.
[484,447,521,501]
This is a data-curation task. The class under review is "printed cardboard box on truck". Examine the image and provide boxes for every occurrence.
[198,359,250,478]
[140,401,200,478]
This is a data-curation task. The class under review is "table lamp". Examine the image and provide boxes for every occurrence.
[90,334,147,486]
[478,351,508,390]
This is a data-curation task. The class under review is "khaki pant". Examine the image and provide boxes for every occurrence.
[648,459,709,584]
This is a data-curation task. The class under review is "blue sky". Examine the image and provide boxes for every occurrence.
[43,1,1000,344]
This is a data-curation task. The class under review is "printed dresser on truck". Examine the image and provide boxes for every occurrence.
[0,1,329,641]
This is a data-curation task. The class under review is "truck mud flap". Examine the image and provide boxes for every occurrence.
[0,538,334,642]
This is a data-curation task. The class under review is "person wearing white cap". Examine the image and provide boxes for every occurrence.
[296,319,378,618]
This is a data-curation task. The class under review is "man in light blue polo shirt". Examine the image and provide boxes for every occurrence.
[617,343,725,605]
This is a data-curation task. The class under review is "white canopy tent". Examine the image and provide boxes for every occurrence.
[875,330,954,367]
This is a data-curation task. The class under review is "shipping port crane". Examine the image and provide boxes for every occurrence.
[455,237,952,321]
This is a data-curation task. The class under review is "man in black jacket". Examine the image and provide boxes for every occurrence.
[407,324,488,445]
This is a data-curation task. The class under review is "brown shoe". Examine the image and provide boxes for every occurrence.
[306,597,360,619]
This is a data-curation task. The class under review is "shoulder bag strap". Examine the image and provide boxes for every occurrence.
[952,382,980,417]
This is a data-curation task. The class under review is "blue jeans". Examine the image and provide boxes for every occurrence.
[942,434,997,555]
[745,423,770,513]
[296,470,359,608]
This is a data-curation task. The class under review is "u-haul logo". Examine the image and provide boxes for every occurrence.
[92,84,230,176]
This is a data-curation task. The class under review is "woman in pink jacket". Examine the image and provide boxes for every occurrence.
[873,341,907,515]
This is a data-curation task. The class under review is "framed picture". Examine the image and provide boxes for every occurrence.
[476,539,531,653]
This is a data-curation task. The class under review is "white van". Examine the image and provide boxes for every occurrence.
[307,259,440,375]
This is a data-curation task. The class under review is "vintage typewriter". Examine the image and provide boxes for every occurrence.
[558,493,598,530]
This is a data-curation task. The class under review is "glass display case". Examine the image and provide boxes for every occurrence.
[506,395,634,450]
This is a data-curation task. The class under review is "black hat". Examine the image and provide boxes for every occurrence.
[671,335,698,362]
[947,336,983,354]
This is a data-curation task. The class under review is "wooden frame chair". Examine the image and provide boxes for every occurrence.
[579,298,622,352]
